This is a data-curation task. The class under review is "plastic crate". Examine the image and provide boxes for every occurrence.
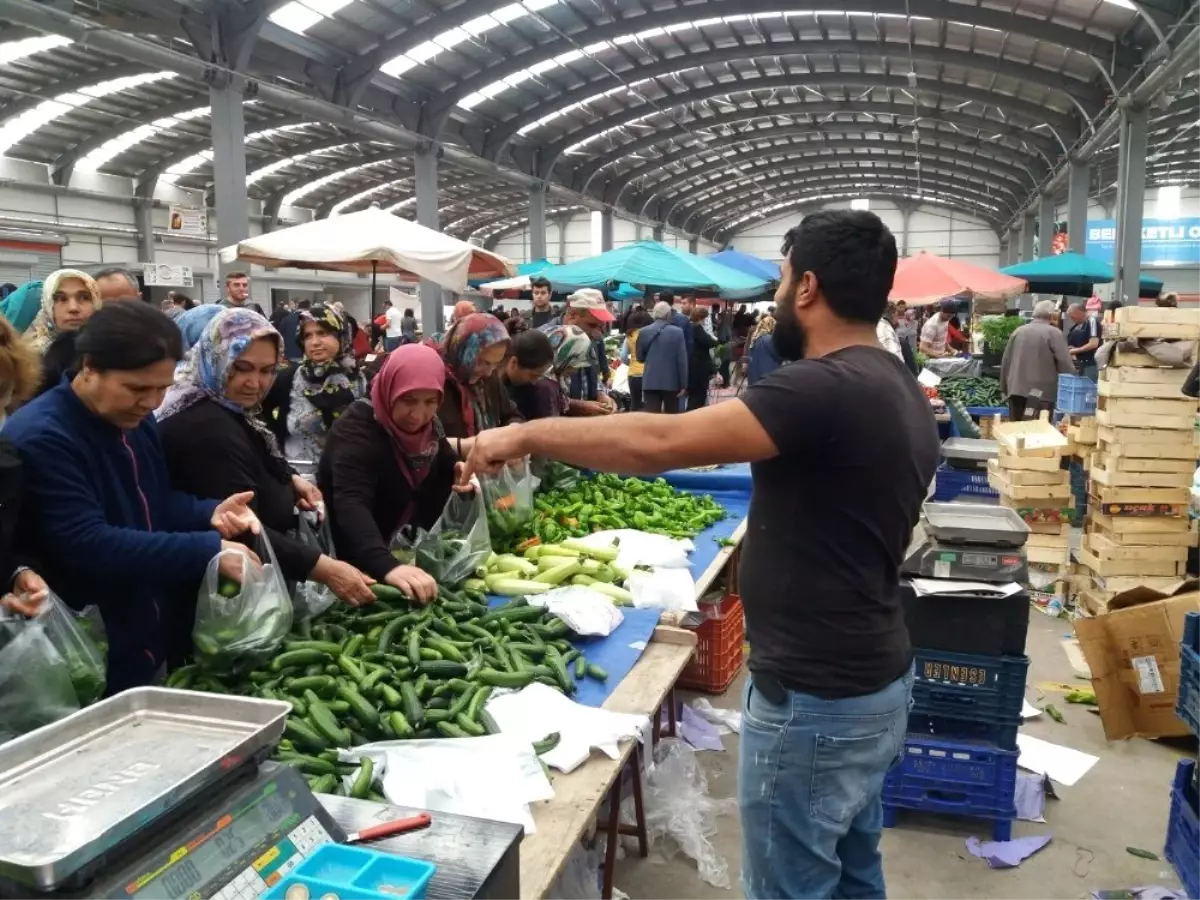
[1177,612,1200,738]
[678,593,744,693]
[906,713,1018,750]
[1165,758,1199,900]
[1057,374,1098,414]
[933,464,1000,503]
[883,735,1018,841]
[911,648,1029,728]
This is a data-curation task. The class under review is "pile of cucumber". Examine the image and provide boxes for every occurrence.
[169,584,601,796]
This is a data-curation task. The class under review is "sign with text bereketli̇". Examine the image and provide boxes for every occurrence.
[1085,217,1200,266]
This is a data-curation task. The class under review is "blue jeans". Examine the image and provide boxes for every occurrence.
[739,668,914,900]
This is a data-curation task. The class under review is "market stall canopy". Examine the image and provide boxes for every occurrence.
[1000,251,1113,296]
[219,207,515,292]
[890,252,1027,305]
[1138,273,1165,298]
[707,249,781,283]
[517,258,552,276]
[508,240,768,299]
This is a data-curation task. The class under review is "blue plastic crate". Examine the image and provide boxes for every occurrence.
[1057,374,1098,414]
[906,713,1019,751]
[933,464,999,503]
[911,648,1029,728]
[1178,612,1200,738]
[1165,758,1198,900]
[263,844,437,900]
[883,736,1018,841]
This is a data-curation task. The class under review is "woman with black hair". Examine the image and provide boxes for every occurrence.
[4,303,260,693]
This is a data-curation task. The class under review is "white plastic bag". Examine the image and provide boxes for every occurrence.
[391,489,491,587]
[641,737,739,889]
[527,585,625,636]
[0,614,80,742]
[36,593,106,705]
[479,457,536,550]
[193,533,293,669]
[291,513,337,623]
[572,529,693,570]
[625,567,698,613]
[547,840,604,899]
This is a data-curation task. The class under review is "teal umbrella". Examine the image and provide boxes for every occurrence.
[1002,252,1167,298]
[517,258,552,276]
[539,240,769,299]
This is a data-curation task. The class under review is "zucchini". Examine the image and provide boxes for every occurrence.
[336,683,380,728]
[350,757,375,799]
[417,660,468,678]
[533,732,561,755]
[284,717,328,753]
[271,649,327,672]
[476,668,535,689]
[400,681,425,726]
[308,774,339,795]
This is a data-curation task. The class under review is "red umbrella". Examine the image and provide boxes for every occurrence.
[890,252,1027,306]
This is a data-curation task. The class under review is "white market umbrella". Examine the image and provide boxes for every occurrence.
[219,207,515,292]
[479,274,532,295]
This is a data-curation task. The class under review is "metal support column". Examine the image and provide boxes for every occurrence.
[600,209,614,252]
[556,215,568,264]
[1113,103,1148,305]
[134,198,154,264]
[414,144,442,334]
[1019,213,1035,261]
[652,224,664,243]
[1037,195,1055,257]
[688,236,699,254]
[528,183,547,262]
[1067,158,1090,254]
[209,86,247,279]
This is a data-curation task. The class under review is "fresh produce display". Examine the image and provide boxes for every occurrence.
[937,375,1003,408]
[468,539,635,606]
[980,315,1024,355]
[490,472,726,551]
[173,582,606,797]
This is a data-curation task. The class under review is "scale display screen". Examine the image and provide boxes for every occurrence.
[112,770,336,900]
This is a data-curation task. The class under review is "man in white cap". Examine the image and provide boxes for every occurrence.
[540,288,617,414]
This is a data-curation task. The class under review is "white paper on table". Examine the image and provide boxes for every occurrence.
[485,682,649,774]
[626,566,698,613]
[526,585,624,636]
[917,368,943,388]
[1015,734,1099,787]
[1021,700,1042,720]
[572,529,693,570]
[341,734,552,834]
[909,578,1024,597]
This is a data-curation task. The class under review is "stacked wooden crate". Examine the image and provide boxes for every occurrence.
[1076,307,1200,616]
[987,417,1074,571]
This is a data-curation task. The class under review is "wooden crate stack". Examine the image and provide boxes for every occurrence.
[1076,306,1200,616]
[987,417,1074,571]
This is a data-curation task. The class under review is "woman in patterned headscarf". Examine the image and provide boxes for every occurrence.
[261,303,366,463]
[156,307,376,607]
[432,312,522,437]
[25,269,102,354]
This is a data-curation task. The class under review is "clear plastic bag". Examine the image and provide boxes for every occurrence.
[291,513,337,623]
[640,737,739,889]
[193,533,293,669]
[0,613,81,742]
[479,457,535,548]
[390,489,491,587]
[36,593,106,706]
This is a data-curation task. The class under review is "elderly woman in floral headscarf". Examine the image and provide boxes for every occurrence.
[156,307,376,607]
[261,303,366,464]
[432,312,522,437]
[25,269,101,354]
[541,324,606,417]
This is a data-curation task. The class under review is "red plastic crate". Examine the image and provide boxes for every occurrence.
[678,593,745,693]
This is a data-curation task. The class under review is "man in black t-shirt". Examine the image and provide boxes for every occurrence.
[457,209,940,900]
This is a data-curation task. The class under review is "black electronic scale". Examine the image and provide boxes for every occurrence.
[2,765,344,900]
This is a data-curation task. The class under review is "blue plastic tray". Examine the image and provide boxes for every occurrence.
[933,464,999,503]
[906,713,1019,751]
[1165,758,1198,900]
[1178,613,1200,738]
[263,844,437,900]
[911,648,1029,728]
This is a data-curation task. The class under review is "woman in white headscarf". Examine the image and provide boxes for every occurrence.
[25,270,101,354]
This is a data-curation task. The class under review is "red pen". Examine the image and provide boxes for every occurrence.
[344,813,432,844]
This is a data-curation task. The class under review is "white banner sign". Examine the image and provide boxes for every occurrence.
[142,263,194,287]
[167,205,207,237]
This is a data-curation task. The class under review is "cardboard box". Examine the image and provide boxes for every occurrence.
[1073,579,1199,740]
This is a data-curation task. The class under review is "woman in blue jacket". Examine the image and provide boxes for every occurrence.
[4,303,260,693]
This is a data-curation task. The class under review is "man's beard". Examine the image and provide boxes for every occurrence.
[773,306,807,361]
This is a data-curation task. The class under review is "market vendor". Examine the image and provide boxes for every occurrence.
[261,303,367,463]
[4,303,262,692]
[318,344,470,602]
[157,308,376,607]
[433,312,522,437]
[459,209,940,900]
[1065,301,1101,380]
[918,298,955,357]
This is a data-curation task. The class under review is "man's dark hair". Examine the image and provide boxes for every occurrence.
[661,293,676,306]
[530,276,552,290]
[226,271,248,281]
[404,308,414,317]
[297,299,312,310]
[74,302,183,372]
[173,292,196,310]
[780,210,897,324]
[627,311,653,329]
[511,329,553,369]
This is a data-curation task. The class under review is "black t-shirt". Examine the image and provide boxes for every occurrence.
[1067,316,1100,365]
[739,345,940,699]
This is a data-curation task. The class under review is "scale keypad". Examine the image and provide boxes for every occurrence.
[210,816,335,900]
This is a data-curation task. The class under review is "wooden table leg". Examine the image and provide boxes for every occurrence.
[665,687,678,737]
[616,746,649,858]
[602,771,624,899]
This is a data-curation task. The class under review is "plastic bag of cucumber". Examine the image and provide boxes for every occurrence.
[168,574,613,797]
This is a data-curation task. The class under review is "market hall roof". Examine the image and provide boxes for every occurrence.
[0,0,1195,244]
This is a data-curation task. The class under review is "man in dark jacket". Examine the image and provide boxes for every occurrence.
[661,293,694,353]
[279,299,310,363]
[636,301,688,413]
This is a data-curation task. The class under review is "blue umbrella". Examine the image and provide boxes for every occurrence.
[707,249,781,283]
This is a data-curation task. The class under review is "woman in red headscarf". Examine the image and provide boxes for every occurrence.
[317,343,471,602]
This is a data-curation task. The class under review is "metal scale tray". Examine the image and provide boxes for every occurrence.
[0,687,289,891]
[922,502,1031,548]
[940,437,1000,470]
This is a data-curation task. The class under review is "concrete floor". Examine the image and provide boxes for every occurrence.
[618,612,1195,899]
